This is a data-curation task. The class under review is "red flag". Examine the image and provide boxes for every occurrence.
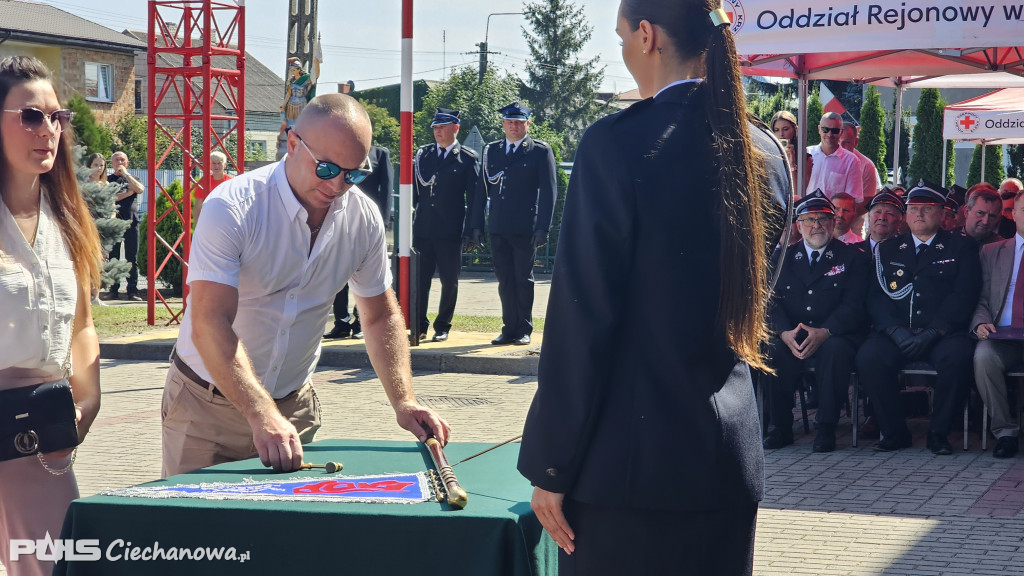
[819,83,847,116]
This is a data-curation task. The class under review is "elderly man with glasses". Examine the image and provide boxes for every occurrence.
[855,180,982,455]
[763,190,870,452]
[161,94,450,477]
[806,112,862,201]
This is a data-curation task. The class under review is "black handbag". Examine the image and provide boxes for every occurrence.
[0,379,80,462]
[0,319,80,470]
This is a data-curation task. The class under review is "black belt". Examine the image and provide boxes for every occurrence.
[170,350,225,397]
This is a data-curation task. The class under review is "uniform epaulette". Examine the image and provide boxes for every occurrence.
[612,97,654,122]
[461,146,479,158]
[377,145,391,154]
[532,139,550,150]
[417,143,435,152]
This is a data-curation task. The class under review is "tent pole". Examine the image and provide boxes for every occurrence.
[941,139,947,187]
[893,80,904,185]
[797,73,808,197]
[982,143,987,180]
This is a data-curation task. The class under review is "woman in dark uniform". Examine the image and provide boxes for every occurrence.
[517,1,789,574]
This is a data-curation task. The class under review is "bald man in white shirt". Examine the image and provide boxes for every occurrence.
[162,94,450,476]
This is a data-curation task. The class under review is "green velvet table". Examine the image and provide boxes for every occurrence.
[56,440,556,576]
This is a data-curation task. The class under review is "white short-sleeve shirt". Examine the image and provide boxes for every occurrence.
[175,161,392,398]
[0,189,77,378]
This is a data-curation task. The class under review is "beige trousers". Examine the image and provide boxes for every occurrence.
[160,361,322,477]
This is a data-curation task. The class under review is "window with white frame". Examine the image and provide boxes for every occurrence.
[85,62,113,102]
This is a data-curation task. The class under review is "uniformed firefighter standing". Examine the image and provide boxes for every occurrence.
[763,190,870,452]
[855,180,981,455]
[412,108,481,342]
[475,102,557,345]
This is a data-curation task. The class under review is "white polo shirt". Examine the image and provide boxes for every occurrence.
[175,161,392,398]
[807,144,863,200]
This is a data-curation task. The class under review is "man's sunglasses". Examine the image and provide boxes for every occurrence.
[819,126,841,135]
[295,134,371,185]
[3,107,74,132]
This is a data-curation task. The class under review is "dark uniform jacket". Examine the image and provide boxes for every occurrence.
[474,136,556,236]
[517,82,789,511]
[770,238,869,341]
[868,229,982,334]
[412,142,480,239]
[358,146,393,225]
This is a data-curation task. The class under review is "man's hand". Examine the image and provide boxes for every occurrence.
[250,410,303,472]
[779,327,804,357]
[532,230,547,249]
[886,325,913,348]
[793,323,829,359]
[900,328,941,358]
[531,487,575,555]
[394,400,451,445]
[976,323,997,340]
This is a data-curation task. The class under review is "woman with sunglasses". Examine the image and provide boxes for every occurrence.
[0,55,103,576]
[518,1,789,574]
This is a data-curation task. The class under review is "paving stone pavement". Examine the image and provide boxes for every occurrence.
[8,358,1020,576]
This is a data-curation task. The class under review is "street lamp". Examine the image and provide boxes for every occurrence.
[477,12,523,83]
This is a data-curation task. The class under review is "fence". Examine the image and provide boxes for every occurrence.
[127,168,186,215]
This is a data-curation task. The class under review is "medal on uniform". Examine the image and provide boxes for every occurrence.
[899,243,908,250]
[890,281,898,290]
[825,250,834,260]
[935,243,944,250]
[896,269,904,277]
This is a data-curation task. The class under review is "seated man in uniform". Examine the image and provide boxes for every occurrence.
[763,190,869,452]
[955,183,1003,247]
[855,180,982,455]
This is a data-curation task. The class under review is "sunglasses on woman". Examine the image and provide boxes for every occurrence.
[294,134,371,185]
[3,107,74,132]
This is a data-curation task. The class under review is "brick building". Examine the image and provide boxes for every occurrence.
[0,0,145,125]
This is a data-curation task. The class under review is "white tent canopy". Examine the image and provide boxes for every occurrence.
[942,88,1024,181]
[729,0,1024,190]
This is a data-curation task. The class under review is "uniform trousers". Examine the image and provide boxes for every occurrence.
[415,236,462,334]
[856,331,974,438]
[0,376,79,576]
[331,284,359,332]
[767,335,856,429]
[161,360,322,477]
[490,233,536,338]
[558,500,757,576]
[974,339,1023,439]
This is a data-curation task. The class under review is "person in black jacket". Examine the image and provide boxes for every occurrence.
[855,180,982,455]
[475,102,557,346]
[412,108,481,341]
[324,145,393,339]
[764,191,869,452]
[518,1,788,573]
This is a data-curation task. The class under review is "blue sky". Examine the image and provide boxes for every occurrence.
[54,0,636,95]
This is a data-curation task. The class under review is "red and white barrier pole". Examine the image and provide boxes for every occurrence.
[399,0,413,326]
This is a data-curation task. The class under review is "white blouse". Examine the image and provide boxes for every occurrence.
[0,189,77,378]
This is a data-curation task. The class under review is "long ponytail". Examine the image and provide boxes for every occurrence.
[621,0,778,371]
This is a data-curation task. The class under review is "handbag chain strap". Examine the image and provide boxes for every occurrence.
[37,315,78,475]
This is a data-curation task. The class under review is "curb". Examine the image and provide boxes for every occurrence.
[100,341,540,376]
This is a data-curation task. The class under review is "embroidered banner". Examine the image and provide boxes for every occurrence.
[103,473,432,504]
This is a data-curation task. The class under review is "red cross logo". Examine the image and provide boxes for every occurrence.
[955,112,980,134]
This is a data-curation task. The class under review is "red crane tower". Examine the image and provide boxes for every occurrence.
[146,0,245,324]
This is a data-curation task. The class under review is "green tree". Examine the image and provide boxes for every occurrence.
[68,95,112,155]
[966,144,1006,187]
[138,180,186,296]
[110,113,149,164]
[747,90,791,126]
[859,85,887,184]
[521,0,605,157]
[73,145,129,290]
[1007,144,1024,180]
[908,88,954,185]
[806,85,823,146]
[414,66,522,149]
[362,102,401,157]
[885,105,911,186]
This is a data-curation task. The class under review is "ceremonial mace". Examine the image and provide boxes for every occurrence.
[425,437,468,509]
